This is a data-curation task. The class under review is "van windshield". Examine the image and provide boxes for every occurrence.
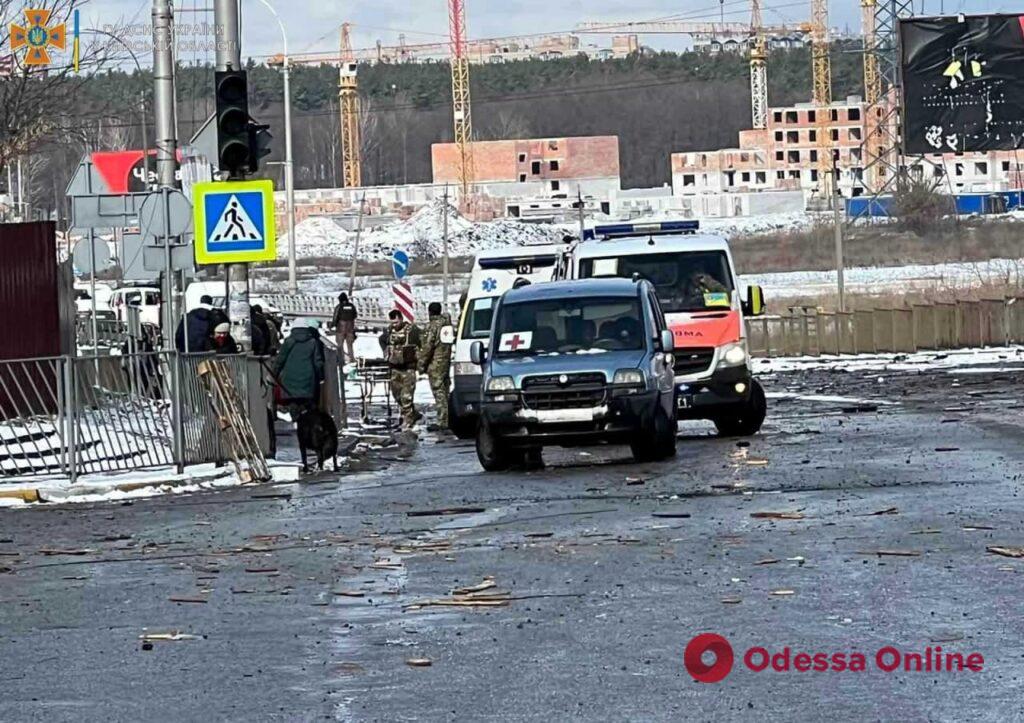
[494,297,644,355]
[579,251,734,313]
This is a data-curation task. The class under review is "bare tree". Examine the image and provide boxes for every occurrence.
[480,108,532,140]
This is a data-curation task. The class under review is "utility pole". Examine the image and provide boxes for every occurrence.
[347,193,366,296]
[152,0,179,350]
[833,157,846,312]
[213,0,251,345]
[442,185,450,304]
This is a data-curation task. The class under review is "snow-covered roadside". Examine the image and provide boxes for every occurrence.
[755,345,1024,374]
[0,461,302,509]
[742,257,1024,298]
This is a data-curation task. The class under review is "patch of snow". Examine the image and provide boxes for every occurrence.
[283,199,567,262]
[756,345,1024,374]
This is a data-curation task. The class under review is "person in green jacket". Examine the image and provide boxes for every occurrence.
[273,319,325,416]
[418,302,454,432]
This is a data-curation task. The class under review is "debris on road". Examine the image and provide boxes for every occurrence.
[934,447,960,452]
[625,477,645,486]
[452,579,496,596]
[333,590,366,597]
[841,404,879,413]
[406,658,432,667]
[651,511,691,519]
[721,597,742,604]
[39,548,96,556]
[406,507,487,517]
[859,507,899,516]
[856,549,922,557]
[987,546,1024,559]
[755,558,781,565]
[169,596,209,604]
[139,631,204,643]
[770,589,796,596]
[963,525,995,531]
[751,511,805,520]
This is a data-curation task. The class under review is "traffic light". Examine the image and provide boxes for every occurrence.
[247,122,272,174]
[215,69,251,176]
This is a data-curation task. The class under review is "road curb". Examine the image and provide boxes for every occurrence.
[0,488,41,503]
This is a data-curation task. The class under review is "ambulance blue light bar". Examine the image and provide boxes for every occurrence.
[584,220,700,240]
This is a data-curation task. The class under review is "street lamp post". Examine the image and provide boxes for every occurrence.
[254,0,297,296]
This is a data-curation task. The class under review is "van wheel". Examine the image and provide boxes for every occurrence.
[515,447,544,470]
[714,378,767,437]
[476,420,512,472]
[448,396,477,440]
[631,407,673,462]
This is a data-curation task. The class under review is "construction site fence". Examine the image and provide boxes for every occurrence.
[0,352,272,482]
[746,296,1024,358]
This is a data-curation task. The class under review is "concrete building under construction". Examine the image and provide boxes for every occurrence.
[431,136,621,198]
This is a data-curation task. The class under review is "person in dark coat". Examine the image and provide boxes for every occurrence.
[175,294,227,353]
[250,305,274,356]
[272,320,326,414]
[331,293,358,364]
[212,323,239,354]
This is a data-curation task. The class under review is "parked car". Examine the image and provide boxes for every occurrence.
[108,286,162,327]
[472,277,678,471]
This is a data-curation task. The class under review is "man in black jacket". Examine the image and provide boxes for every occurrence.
[331,292,358,364]
[175,295,223,352]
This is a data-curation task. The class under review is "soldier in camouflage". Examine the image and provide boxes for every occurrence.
[379,309,422,429]
[418,302,454,432]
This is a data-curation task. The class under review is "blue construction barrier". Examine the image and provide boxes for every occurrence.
[846,190,1024,218]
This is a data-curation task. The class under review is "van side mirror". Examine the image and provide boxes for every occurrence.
[659,329,675,353]
[743,285,766,316]
[470,341,486,366]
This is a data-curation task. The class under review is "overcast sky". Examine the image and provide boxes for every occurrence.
[78,0,1012,66]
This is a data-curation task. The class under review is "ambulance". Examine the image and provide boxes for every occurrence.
[449,244,567,438]
[561,221,768,436]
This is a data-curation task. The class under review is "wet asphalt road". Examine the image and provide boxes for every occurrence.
[2,354,1024,722]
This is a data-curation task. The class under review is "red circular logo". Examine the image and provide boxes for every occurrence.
[684,633,734,683]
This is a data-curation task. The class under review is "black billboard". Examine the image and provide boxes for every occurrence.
[900,15,1024,154]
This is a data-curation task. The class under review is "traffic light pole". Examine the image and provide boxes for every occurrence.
[213,0,251,347]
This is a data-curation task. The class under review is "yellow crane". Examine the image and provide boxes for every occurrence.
[811,0,833,197]
[449,0,475,199]
[749,0,768,130]
[339,22,362,188]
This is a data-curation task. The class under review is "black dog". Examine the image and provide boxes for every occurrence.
[296,408,339,474]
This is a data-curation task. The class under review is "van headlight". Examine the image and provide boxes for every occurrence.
[486,376,515,392]
[612,369,646,396]
[719,342,748,367]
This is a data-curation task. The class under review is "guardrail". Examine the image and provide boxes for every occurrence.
[746,296,1024,357]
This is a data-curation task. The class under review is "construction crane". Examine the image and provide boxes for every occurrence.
[575,19,796,37]
[449,0,475,199]
[339,23,361,188]
[749,0,768,130]
[811,0,832,197]
[860,0,881,192]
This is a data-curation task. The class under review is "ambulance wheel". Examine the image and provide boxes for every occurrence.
[714,378,767,437]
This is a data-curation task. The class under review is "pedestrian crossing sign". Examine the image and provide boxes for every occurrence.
[193,179,276,265]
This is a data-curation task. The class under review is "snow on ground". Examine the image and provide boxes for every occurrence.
[283,199,567,263]
[742,257,1024,298]
[755,345,1024,374]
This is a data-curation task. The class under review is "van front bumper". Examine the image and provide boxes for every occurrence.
[480,389,658,447]
[675,365,753,419]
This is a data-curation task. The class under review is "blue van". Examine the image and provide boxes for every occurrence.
[470,278,678,471]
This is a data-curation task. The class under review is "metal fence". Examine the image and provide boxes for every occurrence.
[262,293,460,326]
[0,352,268,481]
[746,296,1024,357]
